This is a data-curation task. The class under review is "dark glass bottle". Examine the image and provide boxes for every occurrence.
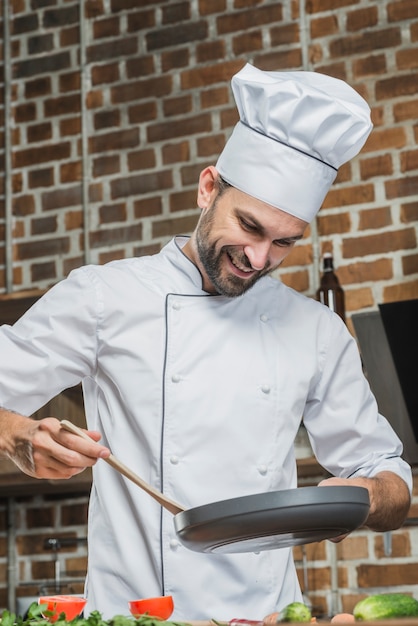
[316,253,346,322]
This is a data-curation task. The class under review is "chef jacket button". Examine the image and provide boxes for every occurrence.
[170,539,180,549]
[172,301,181,310]
[260,314,268,322]
[170,455,179,465]
[258,465,268,475]
[171,374,181,383]
[261,384,271,394]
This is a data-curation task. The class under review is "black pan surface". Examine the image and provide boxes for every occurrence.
[174,486,370,553]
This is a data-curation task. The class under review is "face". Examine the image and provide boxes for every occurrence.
[190,171,308,297]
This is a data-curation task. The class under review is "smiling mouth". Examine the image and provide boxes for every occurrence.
[226,250,255,275]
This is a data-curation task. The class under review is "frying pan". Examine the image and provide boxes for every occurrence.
[61,420,370,553]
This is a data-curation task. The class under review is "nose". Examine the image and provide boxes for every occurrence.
[243,242,271,271]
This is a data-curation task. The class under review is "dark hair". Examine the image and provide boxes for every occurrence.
[216,175,232,197]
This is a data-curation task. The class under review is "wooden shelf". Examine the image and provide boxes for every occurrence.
[0,464,92,498]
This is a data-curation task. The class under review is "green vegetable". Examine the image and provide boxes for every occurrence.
[278,602,311,623]
[353,593,418,621]
[0,606,191,626]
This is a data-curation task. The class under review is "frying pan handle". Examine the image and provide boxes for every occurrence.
[60,419,185,515]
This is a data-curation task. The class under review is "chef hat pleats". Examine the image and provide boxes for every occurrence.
[216,64,373,223]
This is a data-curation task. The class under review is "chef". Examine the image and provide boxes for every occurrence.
[0,64,412,620]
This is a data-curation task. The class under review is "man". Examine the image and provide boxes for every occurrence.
[0,64,411,620]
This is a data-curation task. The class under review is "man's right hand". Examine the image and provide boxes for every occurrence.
[0,408,110,480]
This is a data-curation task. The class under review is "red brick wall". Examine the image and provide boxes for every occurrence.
[0,492,88,614]
[0,0,417,322]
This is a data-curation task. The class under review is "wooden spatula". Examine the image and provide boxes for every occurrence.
[60,419,185,515]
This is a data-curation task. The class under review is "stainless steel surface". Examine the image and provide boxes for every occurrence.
[352,308,418,464]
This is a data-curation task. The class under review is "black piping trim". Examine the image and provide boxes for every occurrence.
[159,289,212,594]
[346,454,402,479]
[159,295,170,595]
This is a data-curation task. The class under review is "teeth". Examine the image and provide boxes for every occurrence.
[229,252,253,273]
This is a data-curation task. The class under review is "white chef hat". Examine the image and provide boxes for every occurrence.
[216,63,373,223]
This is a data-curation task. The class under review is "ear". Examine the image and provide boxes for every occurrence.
[197,166,219,210]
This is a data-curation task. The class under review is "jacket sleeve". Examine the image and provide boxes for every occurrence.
[303,311,412,493]
[0,266,99,416]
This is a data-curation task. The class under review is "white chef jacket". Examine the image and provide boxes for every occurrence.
[0,236,411,620]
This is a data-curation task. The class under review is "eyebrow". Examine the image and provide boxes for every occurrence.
[276,234,304,243]
[237,208,305,242]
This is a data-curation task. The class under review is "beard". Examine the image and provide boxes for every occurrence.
[195,202,271,298]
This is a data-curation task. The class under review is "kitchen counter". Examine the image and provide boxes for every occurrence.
[187,617,418,626]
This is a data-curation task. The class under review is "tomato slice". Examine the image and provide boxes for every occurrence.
[38,595,87,622]
[128,596,174,620]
